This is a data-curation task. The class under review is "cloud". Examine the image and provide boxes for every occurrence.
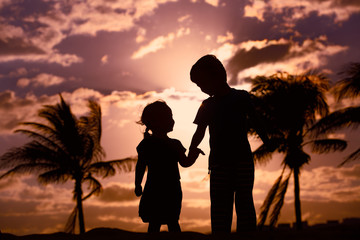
[0,11,82,66]
[245,0,360,23]
[131,28,190,59]
[0,38,45,56]
[244,0,267,21]
[217,31,234,43]
[131,32,175,59]
[0,88,106,134]
[0,91,48,133]
[204,0,220,7]
[227,42,291,84]
[289,164,360,202]
[0,0,177,66]
[0,176,18,190]
[97,184,137,202]
[101,54,109,64]
[220,37,348,84]
[0,198,71,235]
[7,67,28,78]
[0,47,83,67]
[17,73,65,88]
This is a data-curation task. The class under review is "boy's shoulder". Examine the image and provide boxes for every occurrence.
[232,88,250,96]
[232,88,253,102]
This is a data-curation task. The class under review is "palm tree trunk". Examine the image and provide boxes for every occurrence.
[75,179,86,234]
[293,167,302,230]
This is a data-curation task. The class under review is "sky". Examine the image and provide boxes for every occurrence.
[0,0,360,235]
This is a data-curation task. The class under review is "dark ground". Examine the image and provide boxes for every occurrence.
[1,225,359,240]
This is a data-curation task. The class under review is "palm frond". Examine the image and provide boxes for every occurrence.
[253,144,273,165]
[38,105,67,132]
[81,136,105,166]
[309,107,360,136]
[334,62,360,101]
[105,157,138,173]
[64,206,77,234]
[38,169,72,184]
[87,157,137,178]
[14,128,65,153]
[307,139,347,154]
[338,147,360,167]
[253,136,284,165]
[79,100,102,142]
[87,162,116,178]
[253,142,278,165]
[0,163,55,179]
[257,166,286,229]
[0,141,64,168]
[82,175,102,200]
[269,172,291,228]
[18,122,57,137]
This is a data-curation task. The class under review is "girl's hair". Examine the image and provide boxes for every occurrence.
[138,100,171,138]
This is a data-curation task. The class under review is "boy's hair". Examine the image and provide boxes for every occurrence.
[190,54,227,83]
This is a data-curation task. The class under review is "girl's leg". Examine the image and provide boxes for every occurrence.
[167,221,181,232]
[148,222,161,233]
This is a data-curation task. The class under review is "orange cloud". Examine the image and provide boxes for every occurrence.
[245,0,360,23]
[17,73,65,88]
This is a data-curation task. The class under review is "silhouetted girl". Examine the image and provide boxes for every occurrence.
[135,100,203,233]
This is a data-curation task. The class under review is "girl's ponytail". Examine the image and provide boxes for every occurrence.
[144,127,151,139]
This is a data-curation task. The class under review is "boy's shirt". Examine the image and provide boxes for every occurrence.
[194,88,254,171]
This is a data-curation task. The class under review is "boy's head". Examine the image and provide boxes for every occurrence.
[190,54,227,96]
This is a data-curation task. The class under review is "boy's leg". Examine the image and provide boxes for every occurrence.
[210,170,234,233]
[235,190,256,232]
[148,222,161,233]
[234,171,256,232]
[167,221,181,232]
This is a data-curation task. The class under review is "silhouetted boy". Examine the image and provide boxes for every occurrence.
[188,54,269,233]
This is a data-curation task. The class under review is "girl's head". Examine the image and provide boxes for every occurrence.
[138,100,174,137]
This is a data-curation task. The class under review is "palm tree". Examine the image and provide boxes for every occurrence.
[250,72,347,230]
[310,62,360,166]
[0,94,137,234]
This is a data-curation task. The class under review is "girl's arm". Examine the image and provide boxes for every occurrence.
[134,156,146,196]
[179,124,207,167]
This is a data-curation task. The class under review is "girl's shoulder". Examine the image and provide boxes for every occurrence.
[136,137,156,152]
[167,138,186,153]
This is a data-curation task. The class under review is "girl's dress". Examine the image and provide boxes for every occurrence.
[136,136,186,223]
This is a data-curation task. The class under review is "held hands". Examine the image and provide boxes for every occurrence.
[189,147,205,159]
[180,147,205,167]
[135,185,143,197]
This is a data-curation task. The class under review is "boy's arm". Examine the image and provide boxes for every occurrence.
[190,123,207,150]
[179,124,207,167]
